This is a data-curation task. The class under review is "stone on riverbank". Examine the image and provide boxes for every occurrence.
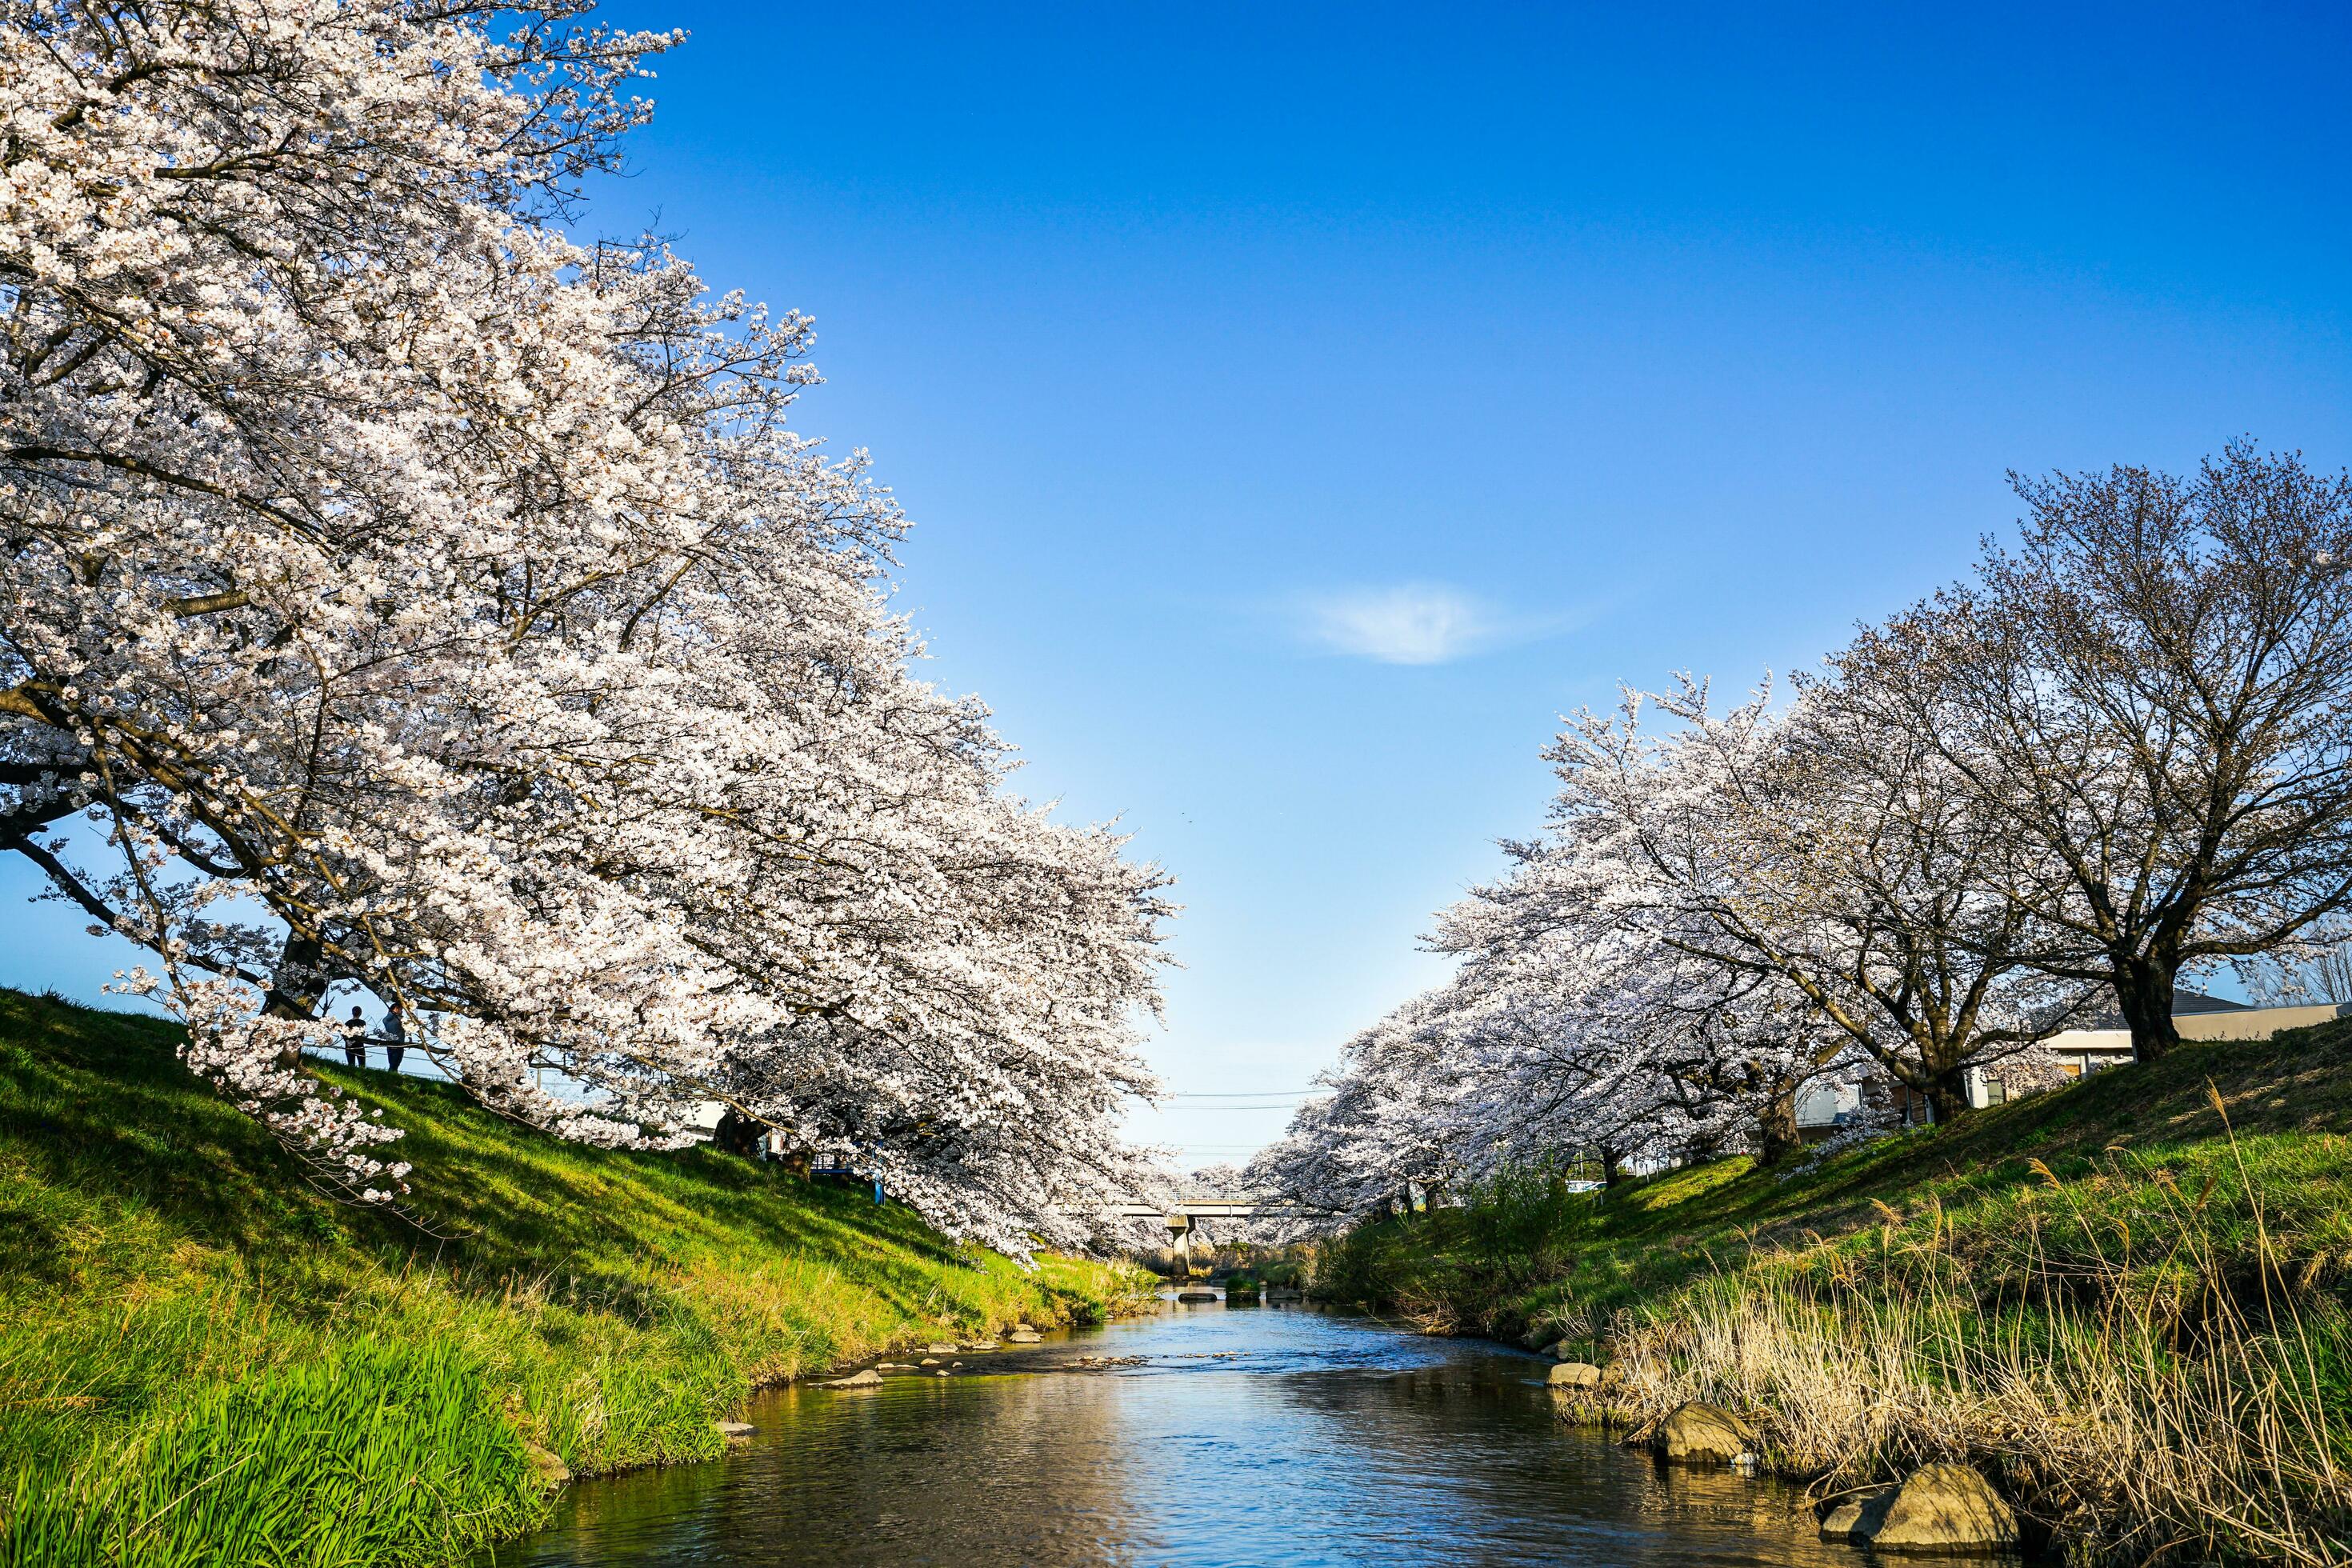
[822,1369,883,1389]
[1546,1361,1603,1389]
[924,1342,957,1354]
[715,1420,755,1438]
[1854,1465,2015,1554]
[1654,1402,1752,1465]
[524,1442,570,1487]
[1820,1497,1877,1540]
[1008,1328,1043,1342]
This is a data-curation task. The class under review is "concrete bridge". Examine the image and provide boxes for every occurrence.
[1109,1198,1308,1222]
[1110,1197,1326,1270]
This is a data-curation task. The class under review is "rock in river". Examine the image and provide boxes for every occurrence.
[1008,1328,1043,1342]
[1546,1361,1603,1389]
[822,1369,883,1389]
[1826,1465,2015,1554]
[1653,1402,1753,1465]
[1820,1493,1893,1542]
[715,1420,755,1438]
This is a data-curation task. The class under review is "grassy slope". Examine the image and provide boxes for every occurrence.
[1314,1022,2352,1562]
[0,989,1151,1566]
[1319,1017,2352,1343]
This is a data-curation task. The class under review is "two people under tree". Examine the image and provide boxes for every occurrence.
[340,1006,406,1074]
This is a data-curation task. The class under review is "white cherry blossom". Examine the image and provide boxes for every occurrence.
[1,0,1170,1250]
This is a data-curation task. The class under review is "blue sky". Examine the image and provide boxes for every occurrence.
[8,2,2350,1167]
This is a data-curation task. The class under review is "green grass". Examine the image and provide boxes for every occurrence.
[1312,1022,2352,1563]
[1316,1019,2352,1344]
[0,989,1153,1566]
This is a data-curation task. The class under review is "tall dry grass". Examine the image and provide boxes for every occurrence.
[1554,1102,2352,1565]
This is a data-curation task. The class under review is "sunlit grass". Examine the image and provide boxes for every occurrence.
[1314,1022,2352,1562]
[0,989,1152,1565]
[1567,1143,2352,1564]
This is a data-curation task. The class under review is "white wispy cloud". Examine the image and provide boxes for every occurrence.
[1291,582,1527,665]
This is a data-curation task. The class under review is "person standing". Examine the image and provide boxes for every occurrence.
[342,1006,367,1069]
[382,1009,406,1074]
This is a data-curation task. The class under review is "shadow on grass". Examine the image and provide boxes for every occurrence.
[1321,1017,2352,1333]
[0,987,1073,1352]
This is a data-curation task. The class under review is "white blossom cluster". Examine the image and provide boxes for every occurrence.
[138,970,414,1198]
[1256,446,2352,1225]
[1,1,1170,1249]
[1252,676,2074,1220]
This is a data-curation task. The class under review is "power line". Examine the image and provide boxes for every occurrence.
[1165,1090,1317,1098]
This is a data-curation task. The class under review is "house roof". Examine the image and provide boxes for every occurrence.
[2070,987,2250,1034]
[2172,990,2253,1014]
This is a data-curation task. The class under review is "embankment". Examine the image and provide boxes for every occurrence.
[1315,1023,2352,1563]
[0,989,1152,1566]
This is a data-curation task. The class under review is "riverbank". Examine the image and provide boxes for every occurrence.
[0,989,1154,1566]
[1314,1021,2352,1564]
[489,1298,1863,1568]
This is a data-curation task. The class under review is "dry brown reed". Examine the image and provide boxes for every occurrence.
[1556,1126,2352,1566]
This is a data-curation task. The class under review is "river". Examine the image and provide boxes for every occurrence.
[482,1291,1876,1566]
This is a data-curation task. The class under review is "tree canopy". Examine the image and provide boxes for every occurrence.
[0,0,1170,1251]
[1256,445,2352,1220]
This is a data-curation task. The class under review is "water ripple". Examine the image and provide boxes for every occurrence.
[484,1299,1874,1567]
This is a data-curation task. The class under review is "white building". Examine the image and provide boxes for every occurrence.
[1796,990,2351,1135]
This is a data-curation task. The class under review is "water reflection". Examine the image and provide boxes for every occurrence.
[482,1298,1871,1567]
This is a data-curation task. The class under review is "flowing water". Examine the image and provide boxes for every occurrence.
[482,1293,1881,1567]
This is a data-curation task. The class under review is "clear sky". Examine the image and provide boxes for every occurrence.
[6,2,2349,1169]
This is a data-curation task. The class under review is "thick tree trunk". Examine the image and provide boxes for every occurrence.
[2111,954,2182,1063]
[1925,1070,1973,1126]
[1599,1144,1626,1188]
[262,930,327,1069]
[711,1108,765,1159]
[1755,1085,1803,1166]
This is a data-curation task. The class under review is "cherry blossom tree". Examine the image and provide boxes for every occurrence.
[1838,444,2352,1062]
[1261,668,2085,1203]
[1266,448,2352,1200]
[1431,830,1833,1172]
[1550,677,2084,1124]
[0,0,1169,1250]
[1253,880,1825,1222]
[1246,1082,1379,1221]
